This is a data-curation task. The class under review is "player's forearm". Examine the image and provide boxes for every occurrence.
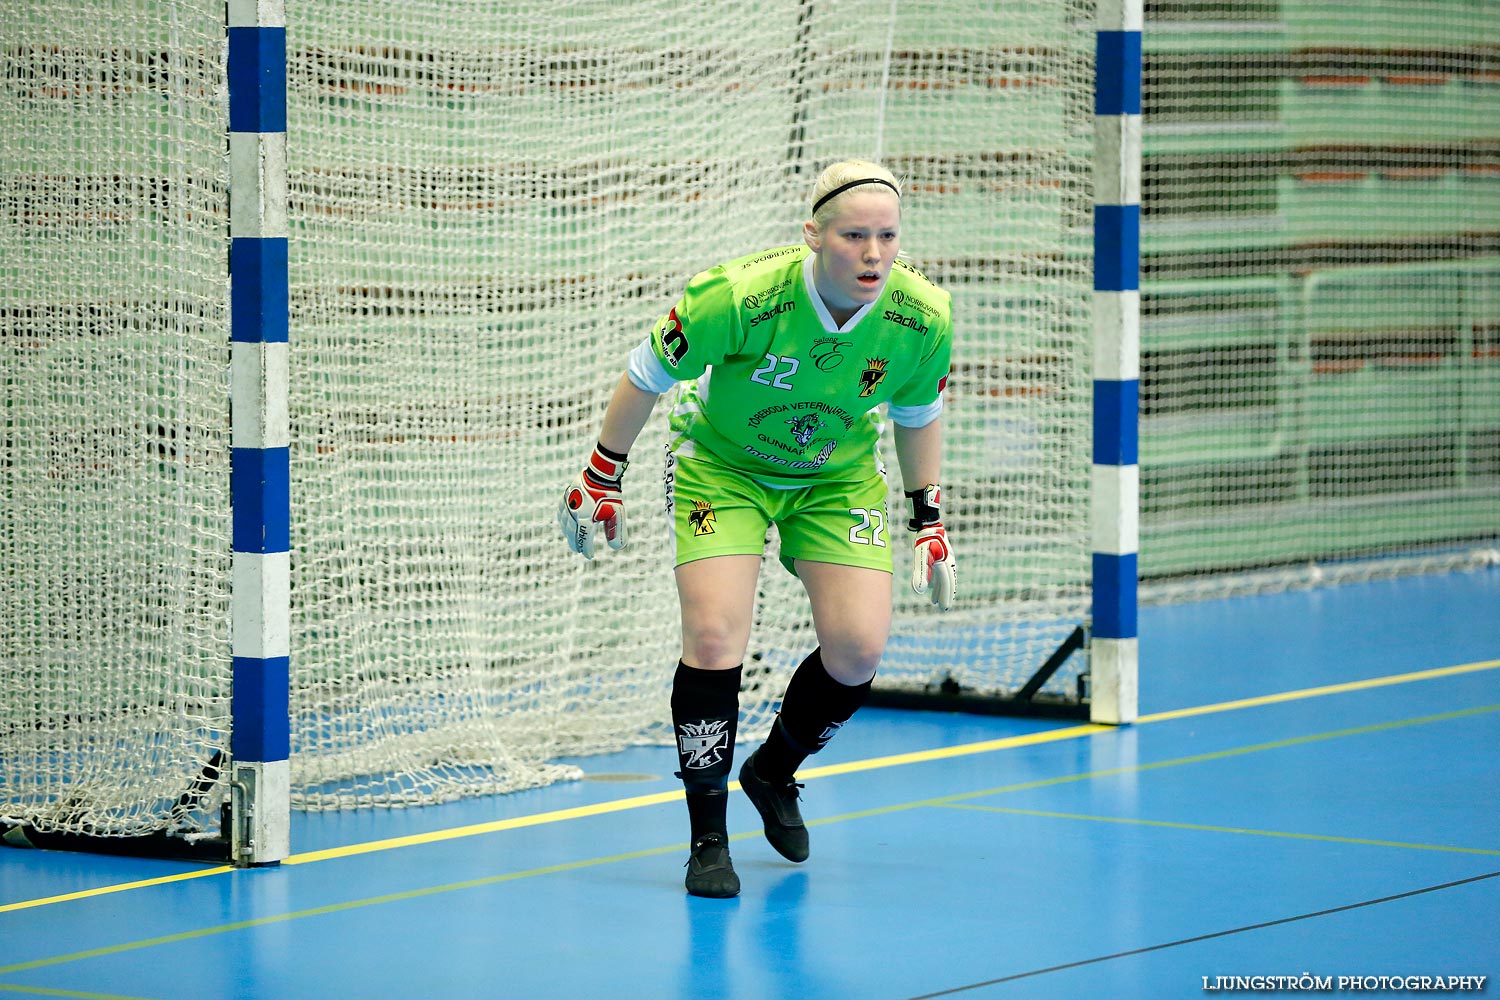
[893,418,942,491]
[598,373,661,456]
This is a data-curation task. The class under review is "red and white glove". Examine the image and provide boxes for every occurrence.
[558,443,628,560]
[906,485,956,611]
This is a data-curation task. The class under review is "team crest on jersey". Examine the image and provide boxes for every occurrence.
[859,358,888,398]
[677,720,730,769]
[785,413,823,448]
[689,499,716,536]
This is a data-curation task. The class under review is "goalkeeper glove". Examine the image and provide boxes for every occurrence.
[906,484,956,611]
[559,443,628,560]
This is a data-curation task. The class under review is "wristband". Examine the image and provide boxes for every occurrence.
[905,484,942,531]
[586,442,629,486]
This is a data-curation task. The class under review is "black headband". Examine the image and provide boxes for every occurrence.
[811,177,901,215]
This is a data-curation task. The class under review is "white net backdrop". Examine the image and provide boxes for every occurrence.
[284,0,1095,808]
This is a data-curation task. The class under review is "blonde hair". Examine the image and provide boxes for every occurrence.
[808,159,902,225]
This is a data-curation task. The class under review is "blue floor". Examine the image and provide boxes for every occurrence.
[2,568,1498,999]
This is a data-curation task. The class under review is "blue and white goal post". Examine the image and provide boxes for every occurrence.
[228,0,292,865]
[1089,0,1142,725]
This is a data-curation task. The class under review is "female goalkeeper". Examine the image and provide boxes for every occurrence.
[558,159,955,898]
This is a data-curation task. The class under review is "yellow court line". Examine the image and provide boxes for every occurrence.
[798,658,1500,781]
[1136,659,1500,724]
[3,657,1497,915]
[0,867,235,915]
[794,722,1111,780]
[0,984,160,1000]
[285,790,686,865]
[291,723,1119,865]
[940,803,1500,857]
[795,703,1500,833]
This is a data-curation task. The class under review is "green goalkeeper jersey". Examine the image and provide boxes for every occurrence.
[632,244,952,488]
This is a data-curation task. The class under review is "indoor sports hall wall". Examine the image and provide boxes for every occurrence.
[1137,0,1500,596]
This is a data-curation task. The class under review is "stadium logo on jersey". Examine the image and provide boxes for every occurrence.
[811,336,851,371]
[689,499,716,536]
[749,300,795,328]
[743,278,793,310]
[859,358,888,398]
[883,310,929,337]
[891,289,940,319]
[656,307,689,367]
[785,413,823,448]
[677,720,730,769]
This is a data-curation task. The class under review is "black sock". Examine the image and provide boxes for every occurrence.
[754,647,872,782]
[671,660,741,841]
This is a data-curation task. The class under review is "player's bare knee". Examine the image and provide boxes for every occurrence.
[819,641,884,686]
[682,626,749,672]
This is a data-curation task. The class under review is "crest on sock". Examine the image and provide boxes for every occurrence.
[677,720,731,769]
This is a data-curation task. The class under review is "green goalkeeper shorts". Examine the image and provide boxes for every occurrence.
[663,445,894,576]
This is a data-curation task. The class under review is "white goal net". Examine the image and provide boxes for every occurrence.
[2,0,1095,831]
[285,0,1095,809]
[1,2,232,838]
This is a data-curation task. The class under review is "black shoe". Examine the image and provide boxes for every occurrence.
[684,832,740,898]
[739,750,809,863]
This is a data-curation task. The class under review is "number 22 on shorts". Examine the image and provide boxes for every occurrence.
[847,507,887,546]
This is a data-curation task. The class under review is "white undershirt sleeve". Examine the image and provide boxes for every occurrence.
[887,397,944,428]
[626,337,678,394]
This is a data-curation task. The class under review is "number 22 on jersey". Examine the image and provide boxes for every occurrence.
[750,353,799,390]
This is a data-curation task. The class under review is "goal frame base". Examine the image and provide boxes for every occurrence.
[0,823,234,866]
[867,625,1094,721]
